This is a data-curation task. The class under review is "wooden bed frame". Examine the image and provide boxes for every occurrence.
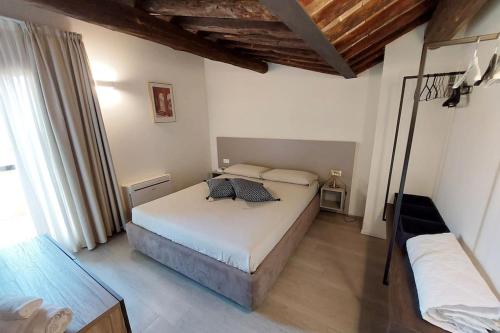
[126,194,320,310]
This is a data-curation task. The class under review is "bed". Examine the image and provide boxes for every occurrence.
[126,174,320,309]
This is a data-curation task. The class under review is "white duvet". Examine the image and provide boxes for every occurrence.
[132,175,318,273]
[407,233,500,333]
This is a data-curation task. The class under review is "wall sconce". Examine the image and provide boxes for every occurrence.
[92,63,120,107]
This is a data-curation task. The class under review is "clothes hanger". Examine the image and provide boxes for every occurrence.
[419,76,428,101]
[430,75,439,100]
[484,33,500,87]
[477,34,499,86]
[435,76,441,98]
[454,37,482,88]
[419,76,431,101]
[448,74,457,97]
[438,76,446,98]
[425,76,434,100]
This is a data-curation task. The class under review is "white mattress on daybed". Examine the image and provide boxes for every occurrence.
[132,175,319,273]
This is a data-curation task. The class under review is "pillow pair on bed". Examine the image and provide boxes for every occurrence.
[224,163,318,186]
[206,178,279,202]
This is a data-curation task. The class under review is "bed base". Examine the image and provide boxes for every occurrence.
[126,194,320,310]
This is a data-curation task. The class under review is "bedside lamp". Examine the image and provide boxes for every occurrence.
[330,169,342,188]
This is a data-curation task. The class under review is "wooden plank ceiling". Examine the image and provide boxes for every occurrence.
[30,0,439,76]
[135,0,437,76]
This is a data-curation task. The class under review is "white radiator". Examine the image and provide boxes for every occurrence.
[122,174,173,209]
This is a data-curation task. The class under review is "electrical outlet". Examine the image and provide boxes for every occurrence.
[223,158,230,164]
[330,169,342,177]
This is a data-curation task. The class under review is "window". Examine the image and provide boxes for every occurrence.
[0,118,36,248]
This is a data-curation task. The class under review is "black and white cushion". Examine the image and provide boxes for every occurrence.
[205,178,235,200]
[229,178,280,202]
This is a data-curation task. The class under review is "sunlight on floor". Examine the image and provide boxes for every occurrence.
[0,170,36,249]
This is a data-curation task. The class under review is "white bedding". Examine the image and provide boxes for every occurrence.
[407,233,500,333]
[132,175,318,273]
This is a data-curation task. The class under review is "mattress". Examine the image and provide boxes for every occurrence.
[132,175,318,273]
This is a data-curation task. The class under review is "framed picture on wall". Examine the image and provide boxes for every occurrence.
[148,82,176,123]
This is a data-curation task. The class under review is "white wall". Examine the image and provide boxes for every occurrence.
[204,60,382,216]
[433,2,500,294]
[362,25,459,238]
[363,2,500,293]
[0,0,212,192]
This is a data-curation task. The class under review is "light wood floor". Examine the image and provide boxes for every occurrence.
[77,212,389,333]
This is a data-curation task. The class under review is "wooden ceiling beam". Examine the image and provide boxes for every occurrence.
[211,33,310,49]
[173,17,296,39]
[264,59,332,70]
[342,2,433,60]
[349,43,388,67]
[237,49,322,62]
[349,45,385,67]
[425,0,489,43]
[353,53,384,74]
[27,0,268,73]
[224,41,319,57]
[260,0,356,78]
[239,51,326,65]
[223,42,322,61]
[137,0,278,21]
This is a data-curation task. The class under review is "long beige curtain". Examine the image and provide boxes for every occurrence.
[0,17,125,251]
[25,23,127,249]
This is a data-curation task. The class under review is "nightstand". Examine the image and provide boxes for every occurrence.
[320,182,346,213]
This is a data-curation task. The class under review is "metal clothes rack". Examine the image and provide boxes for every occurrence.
[381,70,465,222]
[382,32,500,285]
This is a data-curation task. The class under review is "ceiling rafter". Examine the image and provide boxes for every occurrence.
[137,0,278,21]
[26,0,268,73]
[425,0,489,43]
[173,17,295,39]
[239,50,325,64]
[224,42,322,59]
[210,33,310,49]
[28,0,441,76]
[260,0,356,78]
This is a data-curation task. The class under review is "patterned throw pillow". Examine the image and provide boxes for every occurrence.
[206,178,235,200]
[229,178,280,202]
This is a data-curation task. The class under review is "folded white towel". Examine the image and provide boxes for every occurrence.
[407,233,500,333]
[0,296,43,320]
[0,304,73,333]
[28,305,73,333]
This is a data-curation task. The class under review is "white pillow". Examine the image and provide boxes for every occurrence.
[223,164,270,179]
[262,169,318,186]
[0,296,43,320]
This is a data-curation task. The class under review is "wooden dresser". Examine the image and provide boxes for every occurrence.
[0,236,131,333]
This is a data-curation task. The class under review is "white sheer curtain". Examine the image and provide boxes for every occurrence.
[0,17,125,251]
[0,17,80,250]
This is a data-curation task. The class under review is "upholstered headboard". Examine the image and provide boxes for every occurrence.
[216,137,356,212]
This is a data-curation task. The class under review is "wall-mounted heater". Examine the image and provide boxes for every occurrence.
[122,174,173,211]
